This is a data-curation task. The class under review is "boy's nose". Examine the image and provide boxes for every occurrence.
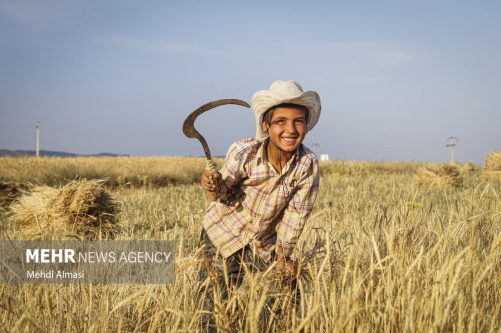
[285,122,298,134]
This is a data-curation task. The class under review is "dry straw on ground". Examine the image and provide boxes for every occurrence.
[416,163,463,188]
[483,152,501,181]
[9,179,120,239]
[0,182,25,212]
[1,158,499,331]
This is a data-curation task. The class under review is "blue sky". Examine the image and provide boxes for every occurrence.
[0,1,500,162]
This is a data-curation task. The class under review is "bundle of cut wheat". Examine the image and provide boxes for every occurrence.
[416,164,463,188]
[9,179,120,239]
[460,162,475,173]
[482,152,501,181]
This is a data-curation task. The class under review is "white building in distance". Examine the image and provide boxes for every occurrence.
[320,154,329,161]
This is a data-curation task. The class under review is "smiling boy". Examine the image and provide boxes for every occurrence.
[198,80,321,330]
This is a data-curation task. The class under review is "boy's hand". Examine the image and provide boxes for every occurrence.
[201,170,222,193]
[276,257,298,278]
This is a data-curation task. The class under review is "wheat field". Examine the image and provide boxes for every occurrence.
[0,157,499,332]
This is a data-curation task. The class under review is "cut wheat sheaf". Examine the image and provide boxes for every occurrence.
[482,151,501,181]
[415,163,463,188]
[9,179,120,240]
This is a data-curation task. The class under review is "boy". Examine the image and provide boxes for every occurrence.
[198,80,321,330]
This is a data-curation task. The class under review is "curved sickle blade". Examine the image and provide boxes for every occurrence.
[182,99,250,159]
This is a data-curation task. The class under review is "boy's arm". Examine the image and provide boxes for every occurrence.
[214,142,246,201]
[275,158,320,259]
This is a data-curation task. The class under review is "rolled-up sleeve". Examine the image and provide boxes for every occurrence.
[275,158,320,258]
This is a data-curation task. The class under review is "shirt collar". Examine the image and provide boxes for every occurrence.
[258,137,303,175]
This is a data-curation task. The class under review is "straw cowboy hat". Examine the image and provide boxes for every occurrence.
[251,80,321,139]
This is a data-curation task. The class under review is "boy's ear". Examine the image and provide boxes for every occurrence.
[261,123,269,132]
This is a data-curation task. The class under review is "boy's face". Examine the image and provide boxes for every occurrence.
[264,106,307,153]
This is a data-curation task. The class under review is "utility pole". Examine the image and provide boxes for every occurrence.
[36,121,40,158]
[446,136,458,164]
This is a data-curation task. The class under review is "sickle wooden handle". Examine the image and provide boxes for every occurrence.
[205,158,218,201]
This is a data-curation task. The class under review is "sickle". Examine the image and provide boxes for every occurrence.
[183,99,250,200]
[183,99,250,160]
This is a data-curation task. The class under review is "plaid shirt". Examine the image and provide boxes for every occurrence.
[202,137,320,262]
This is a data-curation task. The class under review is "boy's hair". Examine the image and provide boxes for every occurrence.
[261,103,310,126]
